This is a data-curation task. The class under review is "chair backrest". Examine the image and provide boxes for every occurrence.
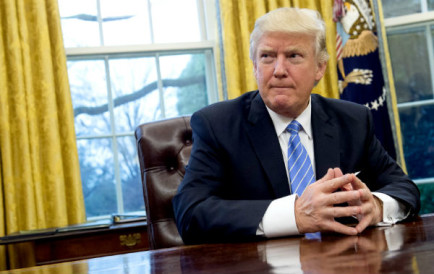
[135,116,192,249]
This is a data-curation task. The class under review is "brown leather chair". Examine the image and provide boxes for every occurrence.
[135,116,192,249]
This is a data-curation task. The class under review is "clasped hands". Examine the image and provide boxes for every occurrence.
[295,168,383,235]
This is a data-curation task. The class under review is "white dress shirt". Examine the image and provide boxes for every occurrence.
[258,97,409,238]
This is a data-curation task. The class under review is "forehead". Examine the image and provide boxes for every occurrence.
[256,32,316,52]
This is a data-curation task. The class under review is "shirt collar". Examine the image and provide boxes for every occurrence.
[266,97,312,139]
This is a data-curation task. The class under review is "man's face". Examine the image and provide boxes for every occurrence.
[253,32,327,118]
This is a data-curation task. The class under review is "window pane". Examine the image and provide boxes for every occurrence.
[59,0,100,47]
[78,138,117,218]
[387,27,433,103]
[418,183,434,214]
[117,136,144,212]
[101,0,151,46]
[399,104,434,180]
[382,0,421,18]
[109,57,160,133]
[429,0,434,11]
[68,60,112,136]
[150,0,201,43]
[159,54,208,118]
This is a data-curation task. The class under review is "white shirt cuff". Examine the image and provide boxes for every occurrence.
[372,192,409,226]
[257,195,300,238]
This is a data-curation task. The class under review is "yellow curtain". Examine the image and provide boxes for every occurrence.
[219,0,339,99]
[0,0,85,269]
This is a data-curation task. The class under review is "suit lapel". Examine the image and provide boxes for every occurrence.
[311,95,340,178]
[245,92,290,198]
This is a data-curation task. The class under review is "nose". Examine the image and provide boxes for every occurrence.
[273,56,288,78]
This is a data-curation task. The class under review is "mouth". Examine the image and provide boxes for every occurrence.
[270,85,294,91]
[270,82,294,88]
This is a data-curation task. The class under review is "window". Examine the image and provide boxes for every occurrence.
[382,0,434,213]
[58,0,220,219]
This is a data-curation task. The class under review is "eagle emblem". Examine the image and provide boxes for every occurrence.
[335,0,378,96]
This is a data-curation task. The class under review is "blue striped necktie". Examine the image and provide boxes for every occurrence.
[286,120,315,196]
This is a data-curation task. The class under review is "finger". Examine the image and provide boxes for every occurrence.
[359,197,376,216]
[333,167,344,177]
[357,188,371,202]
[327,191,361,206]
[324,220,358,235]
[341,183,354,191]
[322,174,354,193]
[334,168,352,191]
[355,200,376,233]
[349,174,368,190]
[327,205,361,218]
[355,214,371,234]
[334,168,351,191]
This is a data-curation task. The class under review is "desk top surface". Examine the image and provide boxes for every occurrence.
[3,214,434,274]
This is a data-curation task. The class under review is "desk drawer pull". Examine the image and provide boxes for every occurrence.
[120,233,141,247]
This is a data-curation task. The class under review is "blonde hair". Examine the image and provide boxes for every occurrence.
[250,7,329,64]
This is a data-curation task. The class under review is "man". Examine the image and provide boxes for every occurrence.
[172,7,420,244]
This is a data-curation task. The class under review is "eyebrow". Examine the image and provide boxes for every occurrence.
[258,45,307,54]
[257,46,274,53]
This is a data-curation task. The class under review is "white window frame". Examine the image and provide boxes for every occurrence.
[63,0,221,219]
[382,4,434,185]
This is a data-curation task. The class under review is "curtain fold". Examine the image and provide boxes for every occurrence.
[219,0,339,99]
[0,0,85,269]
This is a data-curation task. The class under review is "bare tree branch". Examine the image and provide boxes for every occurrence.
[62,14,134,22]
[73,76,204,117]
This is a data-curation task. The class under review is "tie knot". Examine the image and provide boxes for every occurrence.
[286,120,301,134]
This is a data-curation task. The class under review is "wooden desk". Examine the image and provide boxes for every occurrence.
[2,214,434,273]
[1,222,149,269]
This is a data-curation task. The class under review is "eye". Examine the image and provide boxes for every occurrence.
[289,53,302,58]
[259,52,274,63]
[288,53,303,63]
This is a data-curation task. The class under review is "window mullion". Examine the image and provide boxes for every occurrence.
[204,49,218,104]
[414,177,434,185]
[96,0,104,46]
[147,0,155,44]
[421,0,428,13]
[104,56,124,214]
[196,0,207,40]
[65,42,215,56]
[155,54,166,118]
[425,25,434,97]
[76,132,134,140]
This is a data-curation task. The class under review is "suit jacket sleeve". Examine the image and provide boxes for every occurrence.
[359,106,420,215]
[311,95,420,217]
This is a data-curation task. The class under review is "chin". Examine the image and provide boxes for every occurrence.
[272,95,293,108]
[269,102,292,116]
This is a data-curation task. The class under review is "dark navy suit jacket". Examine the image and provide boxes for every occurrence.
[172,91,420,244]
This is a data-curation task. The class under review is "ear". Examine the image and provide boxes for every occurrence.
[315,61,327,81]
